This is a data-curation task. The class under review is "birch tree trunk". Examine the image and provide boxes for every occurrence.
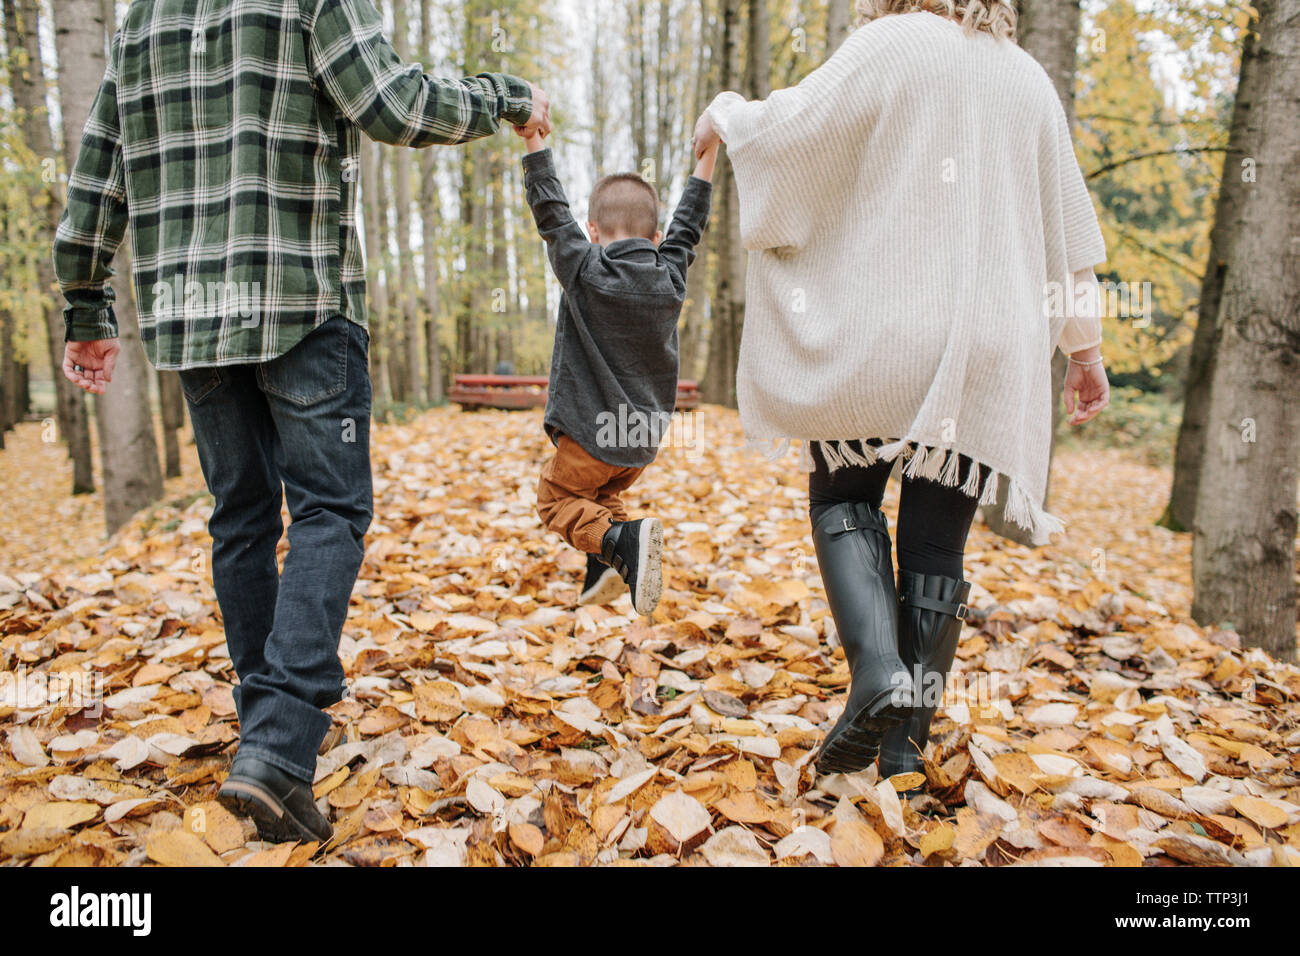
[1191,0,1300,661]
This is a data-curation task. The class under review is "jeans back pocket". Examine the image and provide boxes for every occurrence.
[257,317,350,407]
[178,368,224,406]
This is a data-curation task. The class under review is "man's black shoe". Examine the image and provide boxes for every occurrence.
[600,518,663,616]
[218,756,332,844]
[579,552,625,606]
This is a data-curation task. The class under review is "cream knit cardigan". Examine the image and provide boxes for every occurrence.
[706,12,1106,544]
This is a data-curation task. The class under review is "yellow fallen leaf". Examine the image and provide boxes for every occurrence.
[24,801,99,830]
[1229,796,1288,831]
[920,823,956,858]
[146,829,225,867]
[831,816,884,867]
[313,766,350,800]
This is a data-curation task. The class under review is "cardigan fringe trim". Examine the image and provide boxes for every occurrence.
[744,436,1066,544]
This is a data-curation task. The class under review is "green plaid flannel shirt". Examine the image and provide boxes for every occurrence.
[53,0,533,370]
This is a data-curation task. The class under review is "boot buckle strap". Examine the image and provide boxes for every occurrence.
[901,591,969,620]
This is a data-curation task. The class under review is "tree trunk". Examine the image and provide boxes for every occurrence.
[1161,24,1260,532]
[1191,0,1299,662]
[53,0,164,532]
[0,305,12,448]
[628,0,648,166]
[419,0,443,403]
[157,368,184,478]
[7,0,95,493]
[653,0,673,192]
[16,360,29,419]
[390,0,422,403]
[980,0,1081,544]
[360,139,393,405]
[701,0,747,407]
[15,356,30,421]
[591,6,607,175]
[826,0,851,53]
[679,1,712,381]
[98,255,164,532]
[489,147,510,372]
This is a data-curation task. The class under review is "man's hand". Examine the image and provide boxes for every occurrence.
[63,339,120,395]
[517,81,551,138]
[693,110,720,159]
[1063,347,1109,425]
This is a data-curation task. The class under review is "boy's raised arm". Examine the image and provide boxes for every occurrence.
[658,143,716,280]
[520,138,592,290]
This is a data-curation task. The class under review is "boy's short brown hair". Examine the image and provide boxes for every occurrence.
[589,173,659,239]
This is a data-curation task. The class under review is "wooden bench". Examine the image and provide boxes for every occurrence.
[450,374,701,412]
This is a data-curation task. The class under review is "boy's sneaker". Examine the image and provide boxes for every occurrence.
[579,553,625,606]
[600,518,663,616]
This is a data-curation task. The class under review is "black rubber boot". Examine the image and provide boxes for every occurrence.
[811,502,915,775]
[877,569,972,794]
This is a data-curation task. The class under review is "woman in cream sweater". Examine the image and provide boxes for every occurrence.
[693,0,1110,783]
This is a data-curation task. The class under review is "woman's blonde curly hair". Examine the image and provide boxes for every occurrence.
[852,0,1017,40]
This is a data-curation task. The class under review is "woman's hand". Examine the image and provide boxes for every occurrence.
[1063,348,1109,425]
[693,110,721,159]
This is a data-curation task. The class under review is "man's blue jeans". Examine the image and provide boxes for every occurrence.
[178,316,372,781]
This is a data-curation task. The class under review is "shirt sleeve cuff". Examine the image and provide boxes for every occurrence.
[493,73,534,127]
[65,307,119,342]
[521,147,556,178]
[1056,317,1102,355]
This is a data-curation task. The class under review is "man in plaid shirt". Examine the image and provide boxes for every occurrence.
[54,0,550,843]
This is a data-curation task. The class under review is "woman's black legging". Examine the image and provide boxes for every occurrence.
[808,439,989,580]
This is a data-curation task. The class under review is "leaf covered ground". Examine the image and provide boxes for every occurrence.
[1,407,1298,867]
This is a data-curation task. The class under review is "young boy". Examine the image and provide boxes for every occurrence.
[518,126,716,616]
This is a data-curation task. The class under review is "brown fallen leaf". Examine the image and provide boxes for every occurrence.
[0,827,69,857]
[509,822,545,857]
[1155,833,1246,866]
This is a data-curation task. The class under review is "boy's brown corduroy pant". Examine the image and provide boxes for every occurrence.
[536,434,645,554]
